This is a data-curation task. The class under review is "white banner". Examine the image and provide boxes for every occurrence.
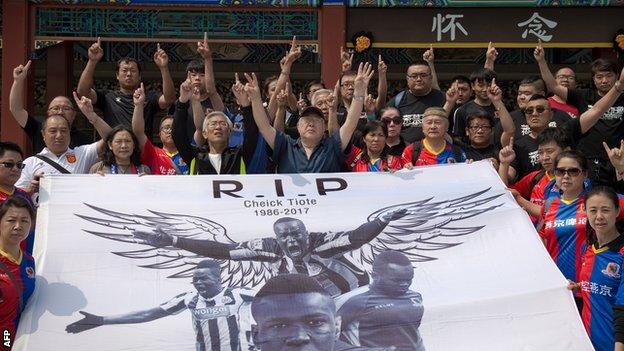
[14,161,592,350]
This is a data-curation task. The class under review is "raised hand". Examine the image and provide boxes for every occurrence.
[132,228,174,247]
[281,36,302,69]
[486,78,502,103]
[133,82,145,107]
[179,79,193,103]
[378,54,387,76]
[297,92,307,114]
[364,94,376,114]
[88,37,104,62]
[353,62,374,93]
[340,46,354,72]
[190,86,201,102]
[243,72,262,102]
[65,311,104,334]
[276,84,290,108]
[422,44,434,63]
[486,41,498,63]
[197,32,212,60]
[73,91,94,116]
[153,43,169,68]
[533,39,545,62]
[445,81,459,104]
[13,60,31,81]
[604,140,624,172]
[499,136,516,165]
[231,73,250,107]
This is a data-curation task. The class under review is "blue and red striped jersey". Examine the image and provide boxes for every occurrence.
[401,140,466,167]
[538,181,624,282]
[0,251,36,350]
[538,188,588,282]
[579,235,624,351]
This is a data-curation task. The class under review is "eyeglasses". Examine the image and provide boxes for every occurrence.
[48,105,74,112]
[523,106,548,115]
[555,75,576,81]
[407,73,430,79]
[340,82,354,88]
[160,126,172,132]
[468,125,492,131]
[554,167,582,177]
[382,116,403,125]
[207,121,229,128]
[0,162,25,170]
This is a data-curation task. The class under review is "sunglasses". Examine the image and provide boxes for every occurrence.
[382,116,403,125]
[554,167,582,177]
[0,162,25,170]
[523,106,548,115]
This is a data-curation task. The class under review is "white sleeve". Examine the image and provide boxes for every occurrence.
[76,142,101,174]
[15,157,36,189]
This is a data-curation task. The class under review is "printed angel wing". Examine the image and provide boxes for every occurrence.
[75,203,274,287]
[345,188,504,269]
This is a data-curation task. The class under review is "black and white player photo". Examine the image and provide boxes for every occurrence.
[65,260,255,351]
[338,250,425,351]
[250,273,393,351]
[130,209,408,297]
[67,190,502,350]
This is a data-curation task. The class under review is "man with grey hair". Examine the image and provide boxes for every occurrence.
[172,79,260,174]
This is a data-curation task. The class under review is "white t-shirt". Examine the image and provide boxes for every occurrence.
[16,142,100,189]
[208,153,222,174]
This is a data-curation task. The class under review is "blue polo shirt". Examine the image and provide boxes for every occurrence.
[273,131,345,173]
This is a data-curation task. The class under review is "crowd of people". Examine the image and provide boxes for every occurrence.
[1,32,624,350]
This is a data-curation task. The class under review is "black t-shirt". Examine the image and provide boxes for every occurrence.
[386,138,406,157]
[452,100,497,139]
[23,114,92,153]
[493,108,571,148]
[512,135,540,179]
[567,88,624,160]
[96,89,162,139]
[387,89,445,143]
[168,98,214,144]
[456,140,499,162]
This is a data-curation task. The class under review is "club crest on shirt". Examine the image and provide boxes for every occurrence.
[65,153,76,164]
[602,262,621,279]
[25,266,35,278]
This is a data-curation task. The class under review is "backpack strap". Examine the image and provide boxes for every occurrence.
[34,155,71,174]
[450,143,464,163]
[349,151,365,169]
[529,170,546,194]
[0,260,24,316]
[410,141,423,165]
[393,90,406,107]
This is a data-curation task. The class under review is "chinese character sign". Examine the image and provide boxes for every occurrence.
[431,13,468,41]
[517,12,558,42]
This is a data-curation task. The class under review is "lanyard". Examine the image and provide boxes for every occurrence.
[110,163,138,174]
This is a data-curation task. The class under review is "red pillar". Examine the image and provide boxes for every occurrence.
[1,0,31,154]
[46,42,74,103]
[319,5,346,87]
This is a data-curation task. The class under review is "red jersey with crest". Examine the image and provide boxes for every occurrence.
[0,251,36,351]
